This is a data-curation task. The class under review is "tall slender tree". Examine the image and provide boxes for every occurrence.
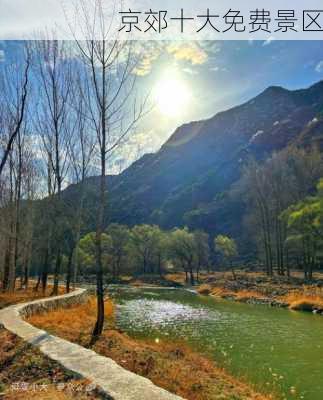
[68,0,147,341]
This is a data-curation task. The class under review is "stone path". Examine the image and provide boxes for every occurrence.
[0,288,184,400]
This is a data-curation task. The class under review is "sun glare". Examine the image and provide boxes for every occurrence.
[154,72,192,117]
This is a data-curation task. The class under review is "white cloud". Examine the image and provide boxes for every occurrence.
[315,61,323,73]
[182,67,198,75]
[210,66,219,72]
[134,42,209,77]
[167,42,208,65]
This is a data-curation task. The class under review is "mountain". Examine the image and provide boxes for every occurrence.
[63,80,323,238]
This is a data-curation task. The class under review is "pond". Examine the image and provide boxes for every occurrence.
[109,286,323,400]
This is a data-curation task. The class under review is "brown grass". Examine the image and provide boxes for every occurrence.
[28,297,114,346]
[3,383,95,400]
[164,272,188,284]
[190,271,323,312]
[281,287,323,311]
[27,296,272,400]
[234,290,267,302]
[196,284,212,295]
[208,287,231,297]
[0,285,102,399]
[0,328,100,400]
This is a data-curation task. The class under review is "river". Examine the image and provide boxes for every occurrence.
[108,286,323,400]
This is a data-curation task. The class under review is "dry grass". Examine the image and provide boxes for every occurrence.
[0,328,100,400]
[27,297,273,400]
[196,284,212,295]
[28,297,114,346]
[164,272,188,284]
[188,270,323,312]
[234,290,267,302]
[208,287,231,297]
[205,287,267,303]
[3,383,95,400]
[0,286,101,399]
[4,388,69,400]
[281,286,323,311]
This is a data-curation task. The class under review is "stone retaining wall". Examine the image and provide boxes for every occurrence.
[20,288,89,318]
[0,288,184,400]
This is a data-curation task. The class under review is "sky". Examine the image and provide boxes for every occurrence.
[1,40,323,173]
[129,40,323,163]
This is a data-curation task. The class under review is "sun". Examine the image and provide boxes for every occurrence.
[153,72,192,117]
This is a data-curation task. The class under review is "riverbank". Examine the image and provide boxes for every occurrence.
[27,296,273,400]
[0,287,102,399]
[189,271,323,313]
[119,270,323,314]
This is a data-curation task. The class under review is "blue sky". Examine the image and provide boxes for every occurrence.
[123,40,323,164]
[1,40,323,172]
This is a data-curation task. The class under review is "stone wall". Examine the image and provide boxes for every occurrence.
[0,288,184,400]
[20,288,88,318]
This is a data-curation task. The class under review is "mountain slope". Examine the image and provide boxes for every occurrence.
[64,80,323,237]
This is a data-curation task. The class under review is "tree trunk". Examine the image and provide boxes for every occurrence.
[286,248,290,278]
[41,248,49,294]
[66,246,74,293]
[34,271,41,292]
[52,248,61,296]
[2,243,11,291]
[22,245,30,289]
[91,151,106,343]
[158,254,162,276]
[189,263,195,285]
[231,263,237,280]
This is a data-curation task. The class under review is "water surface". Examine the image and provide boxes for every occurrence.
[109,286,323,400]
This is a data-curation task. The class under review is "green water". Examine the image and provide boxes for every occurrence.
[109,286,323,400]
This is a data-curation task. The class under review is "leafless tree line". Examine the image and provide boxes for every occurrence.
[0,0,146,341]
[242,146,323,277]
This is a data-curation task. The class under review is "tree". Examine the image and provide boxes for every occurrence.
[128,225,162,274]
[193,230,209,281]
[154,229,168,276]
[242,146,323,276]
[65,71,96,292]
[77,232,111,276]
[214,235,238,279]
[0,48,30,178]
[68,0,146,341]
[33,39,74,296]
[169,228,197,285]
[282,179,323,280]
[0,48,31,292]
[105,224,130,280]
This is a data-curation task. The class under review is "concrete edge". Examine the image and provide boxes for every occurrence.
[0,287,184,400]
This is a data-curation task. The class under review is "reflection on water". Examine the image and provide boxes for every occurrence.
[119,298,213,327]
[109,286,323,400]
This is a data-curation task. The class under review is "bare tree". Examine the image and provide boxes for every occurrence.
[68,0,147,341]
[0,48,30,292]
[65,71,96,293]
[0,49,30,178]
[33,39,73,295]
